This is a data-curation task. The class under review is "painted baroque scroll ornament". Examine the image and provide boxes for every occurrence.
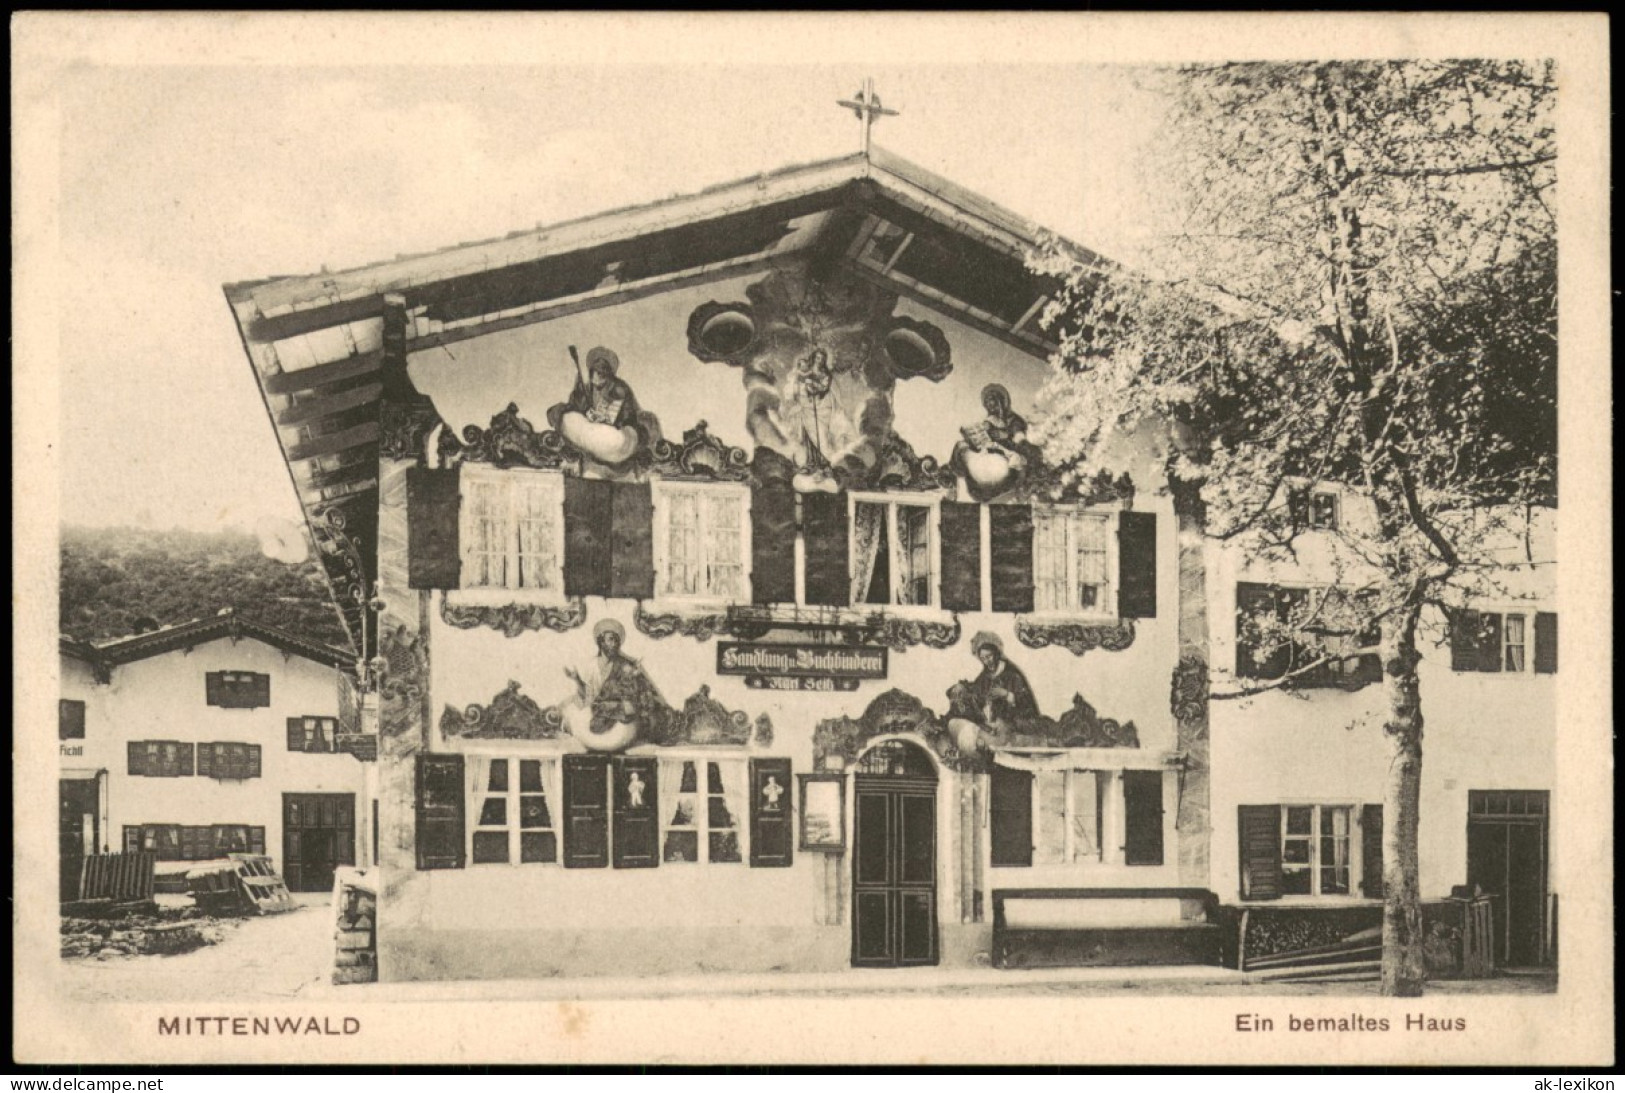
[440,595,587,638]
[1015,616,1136,657]
[814,688,981,774]
[634,602,733,643]
[451,403,582,473]
[866,612,962,653]
[378,401,445,462]
[686,267,952,489]
[1170,655,1210,725]
[648,421,751,482]
[440,681,567,741]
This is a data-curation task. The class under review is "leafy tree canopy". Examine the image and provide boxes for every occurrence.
[60,524,351,650]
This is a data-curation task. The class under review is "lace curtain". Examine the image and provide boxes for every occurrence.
[851,502,885,605]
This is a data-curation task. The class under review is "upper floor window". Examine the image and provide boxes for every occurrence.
[1450,609,1557,674]
[206,671,270,709]
[198,742,262,781]
[128,741,194,778]
[1235,583,1380,686]
[1289,488,1341,531]
[851,494,937,608]
[461,468,565,593]
[655,482,748,602]
[287,716,339,753]
[1033,508,1114,615]
[59,699,86,740]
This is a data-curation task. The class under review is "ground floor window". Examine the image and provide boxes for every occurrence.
[658,758,746,864]
[122,824,266,860]
[990,764,1165,869]
[1239,802,1382,900]
[468,756,560,866]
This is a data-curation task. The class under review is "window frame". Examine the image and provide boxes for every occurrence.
[847,490,943,613]
[988,762,1173,871]
[1030,505,1118,620]
[657,754,749,866]
[128,740,193,778]
[200,741,262,781]
[207,671,270,709]
[455,465,568,602]
[1455,607,1554,676]
[1276,802,1356,898]
[651,479,752,607]
[467,755,561,867]
[289,715,339,754]
[1235,581,1381,685]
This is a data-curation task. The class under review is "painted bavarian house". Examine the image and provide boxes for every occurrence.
[226,148,1217,979]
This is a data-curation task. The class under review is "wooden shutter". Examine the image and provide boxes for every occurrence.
[287,717,305,752]
[414,753,466,870]
[127,742,147,777]
[801,491,850,607]
[1238,805,1283,900]
[609,481,655,599]
[1360,804,1384,899]
[248,745,262,779]
[563,754,610,868]
[1477,611,1503,672]
[611,756,659,868]
[250,827,267,855]
[564,477,614,597]
[749,758,794,867]
[251,673,271,708]
[988,504,1034,614]
[1534,612,1558,674]
[205,672,223,707]
[750,484,797,605]
[1235,583,1288,679]
[179,743,195,777]
[1449,609,1480,672]
[123,827,140,854]
[1122,770,1164,866]
[1117,511,1158,618]
[407,466,462,590]
[196,743,215,778]
[1287,488,1310,528]
[59,700,85,740]
[989,765,1033,867]
[939,501,982,612]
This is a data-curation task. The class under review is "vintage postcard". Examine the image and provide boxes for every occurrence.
[12,12,1612,1066]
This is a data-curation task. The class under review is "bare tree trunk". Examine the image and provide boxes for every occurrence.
[1380,600,1428,996]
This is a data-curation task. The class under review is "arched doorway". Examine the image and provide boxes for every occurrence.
[851,738,940,967]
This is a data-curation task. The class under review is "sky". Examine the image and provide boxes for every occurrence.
[51,54,1165,535]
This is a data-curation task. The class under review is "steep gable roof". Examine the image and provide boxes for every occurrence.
[61,608,355,682]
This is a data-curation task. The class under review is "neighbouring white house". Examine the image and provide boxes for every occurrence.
[1207,489,1557,970]
[58,609,377,899]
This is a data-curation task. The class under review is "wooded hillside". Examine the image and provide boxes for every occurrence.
[60,525,352,649]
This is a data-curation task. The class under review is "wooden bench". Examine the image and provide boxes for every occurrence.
[992,888,1223,969]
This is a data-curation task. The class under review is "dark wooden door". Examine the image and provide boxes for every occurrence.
[60,779,99,901]
[284,793,356,892]
[1467,790,1549,967]
[852,775,938,967]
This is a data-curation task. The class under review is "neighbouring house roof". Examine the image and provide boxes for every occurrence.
[60,608,356,683]
[224,146,1103,646]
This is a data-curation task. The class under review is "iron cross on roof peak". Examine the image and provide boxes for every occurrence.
[836,78,900,158]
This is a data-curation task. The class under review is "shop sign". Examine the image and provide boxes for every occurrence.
[718,643,887,681]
